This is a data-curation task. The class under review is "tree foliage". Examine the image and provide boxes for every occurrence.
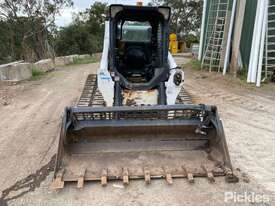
[54,2,107,56]
[151,0,203,40]
[0,0,73,63]
[0,0,202,64]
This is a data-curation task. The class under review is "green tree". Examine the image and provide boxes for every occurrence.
[151,0,203,40]
[55,2,107,56]
[0,20,11,64]
[0,0,73,63]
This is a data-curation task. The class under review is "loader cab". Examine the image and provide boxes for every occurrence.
[116,22,153,82]
[109,5,171,92]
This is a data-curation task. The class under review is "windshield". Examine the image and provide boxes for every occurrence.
[118,21,152,42]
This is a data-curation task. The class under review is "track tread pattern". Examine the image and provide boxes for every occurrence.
[78,74,192,107]
[77,74,105,107]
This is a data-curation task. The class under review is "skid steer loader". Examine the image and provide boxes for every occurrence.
[52,4,238,189]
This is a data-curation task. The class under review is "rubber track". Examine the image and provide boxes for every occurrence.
[77,74,192,107]
[77,74,105,107]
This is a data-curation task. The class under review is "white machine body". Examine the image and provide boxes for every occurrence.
[98,21,184,106]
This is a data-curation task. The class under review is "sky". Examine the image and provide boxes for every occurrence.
[55,0,150,27]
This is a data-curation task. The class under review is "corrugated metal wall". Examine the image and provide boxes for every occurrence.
[201,0,259,69]
[239,0,258,68]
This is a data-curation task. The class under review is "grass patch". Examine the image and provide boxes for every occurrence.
[71,56,97,65]
[183,59,201,70]
[237,67,248,81]
[31,66,45,80]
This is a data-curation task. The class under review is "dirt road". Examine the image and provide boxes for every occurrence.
[0,61,274,206]
[184,66,275,193]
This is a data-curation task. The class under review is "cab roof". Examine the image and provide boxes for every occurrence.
[109,4,171,22]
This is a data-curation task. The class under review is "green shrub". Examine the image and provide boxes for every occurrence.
[31,66,45,80]
[237,67,248,81]
[185,34,199,48]
[183,59,201,70]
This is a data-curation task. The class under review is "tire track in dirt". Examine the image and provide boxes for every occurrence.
[0,155,56,206]
[0,64,97,191]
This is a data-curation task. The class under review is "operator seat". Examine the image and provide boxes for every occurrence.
[124,46,148,75]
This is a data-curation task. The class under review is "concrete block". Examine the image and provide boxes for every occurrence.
[56,55,78,66]
[93,53,102,61]
[0,62,32,81]
[35,59,54,72]
[78,54,91,59]
[54,57,66,67]
[65,55,78,65]
[54,54,92,67]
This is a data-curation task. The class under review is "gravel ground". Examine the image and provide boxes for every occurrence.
[0,60,274,206]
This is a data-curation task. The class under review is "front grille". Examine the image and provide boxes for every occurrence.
[71,105,211,122]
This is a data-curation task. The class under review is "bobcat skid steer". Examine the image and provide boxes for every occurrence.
[52,4,238,189]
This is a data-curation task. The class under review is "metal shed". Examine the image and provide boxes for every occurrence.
[199,0,275,86]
